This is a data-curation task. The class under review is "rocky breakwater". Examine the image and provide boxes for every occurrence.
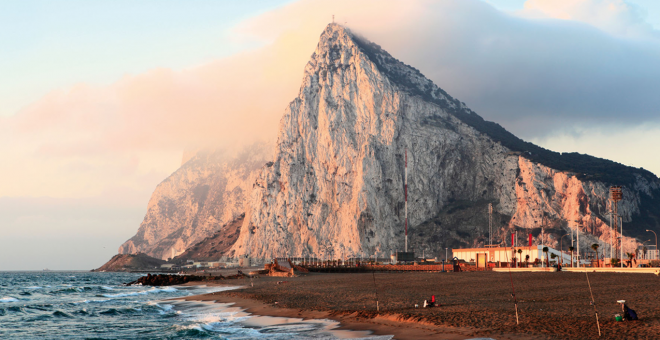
[127,273,247,286]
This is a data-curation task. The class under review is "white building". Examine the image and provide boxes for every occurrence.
[452,245,579,267]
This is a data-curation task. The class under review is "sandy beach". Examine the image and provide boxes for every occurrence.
[177,270,660,339]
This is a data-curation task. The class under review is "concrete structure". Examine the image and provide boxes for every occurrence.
[452,245,576,267]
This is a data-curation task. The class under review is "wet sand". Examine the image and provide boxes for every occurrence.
[181,271,660,339]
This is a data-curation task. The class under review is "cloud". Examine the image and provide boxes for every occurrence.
[520,0,659,39]
[2,0,660,270]
[3,0,660,200]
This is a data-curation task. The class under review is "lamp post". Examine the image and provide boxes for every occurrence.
[647,230,658,260]
[445,248,449,261]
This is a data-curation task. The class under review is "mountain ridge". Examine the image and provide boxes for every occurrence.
[111,23,659,264]
[350,30,656,186]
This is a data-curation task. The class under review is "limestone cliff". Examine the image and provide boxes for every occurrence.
[229,24,660,259]
[118,143,271,260]
[118,24,660,263]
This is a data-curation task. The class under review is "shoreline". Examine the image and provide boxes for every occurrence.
[166,271,660,340]
[177,283,525,340]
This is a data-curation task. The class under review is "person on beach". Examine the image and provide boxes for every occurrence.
[623,303,638,321]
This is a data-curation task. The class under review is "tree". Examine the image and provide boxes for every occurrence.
[517,249,523,267]
[550,253,557,265]
[591,244,600,267]
[626,252,635,267]
[543,247,549,267]
[611,258,620,267]
[643,246,648,259]
[525,254,530,267]
[569,246,575,267]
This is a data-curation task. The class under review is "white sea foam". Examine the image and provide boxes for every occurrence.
[25,286,42,290]
[102,291,147,298]
[101,286,114,290]
[0,297,19,303]
[102,286,177,298]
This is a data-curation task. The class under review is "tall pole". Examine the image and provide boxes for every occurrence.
[405,148,408,253]
[620,216,623,268]
[610,210,613,260]
[488,203,493,246]
[577,220,580,268]
[647,229,658,260]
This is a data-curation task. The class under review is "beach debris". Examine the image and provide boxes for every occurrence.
[415,304,419,308]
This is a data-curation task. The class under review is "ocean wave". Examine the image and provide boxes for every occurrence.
[53,287,85,294]
[25,314,53,322]
[99,307,141,316]
[0,297,19,303]
[53,310,74,318]
[100,286,114,290]
[25,286,42,290]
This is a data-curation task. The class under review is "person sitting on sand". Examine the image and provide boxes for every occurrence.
[424,295,436,307]
[623,303,638,321]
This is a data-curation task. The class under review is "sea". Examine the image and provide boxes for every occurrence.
[0,271,393,340]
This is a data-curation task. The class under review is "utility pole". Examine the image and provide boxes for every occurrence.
[620,216,623,268]
[576,220,580,268]
[488,203,493,246]
[609,209,613,260]
[404,148,408,252]
[610,186,622,265]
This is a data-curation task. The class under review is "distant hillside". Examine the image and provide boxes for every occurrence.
[170,215,244,263]
[93,253,165,272]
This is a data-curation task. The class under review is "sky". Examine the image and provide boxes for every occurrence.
[1,0,659,270]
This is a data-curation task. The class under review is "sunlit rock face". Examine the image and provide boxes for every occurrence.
[229,24,659,259]
[120,24,660,262]
[118,143,271,260]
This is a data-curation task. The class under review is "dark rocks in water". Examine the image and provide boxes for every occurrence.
[126,273,247,286]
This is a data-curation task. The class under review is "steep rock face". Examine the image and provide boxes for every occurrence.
[231,24,517,258]
[119,143,271,260]
[229,24,660,259]
[117,24,660,263]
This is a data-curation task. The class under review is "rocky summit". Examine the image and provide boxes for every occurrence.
[116,24,660,262]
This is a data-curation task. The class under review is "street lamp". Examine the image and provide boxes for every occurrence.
[647,230,658,260]
[574,220,581,268]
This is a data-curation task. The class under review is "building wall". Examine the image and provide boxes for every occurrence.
[452,246,573,264]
